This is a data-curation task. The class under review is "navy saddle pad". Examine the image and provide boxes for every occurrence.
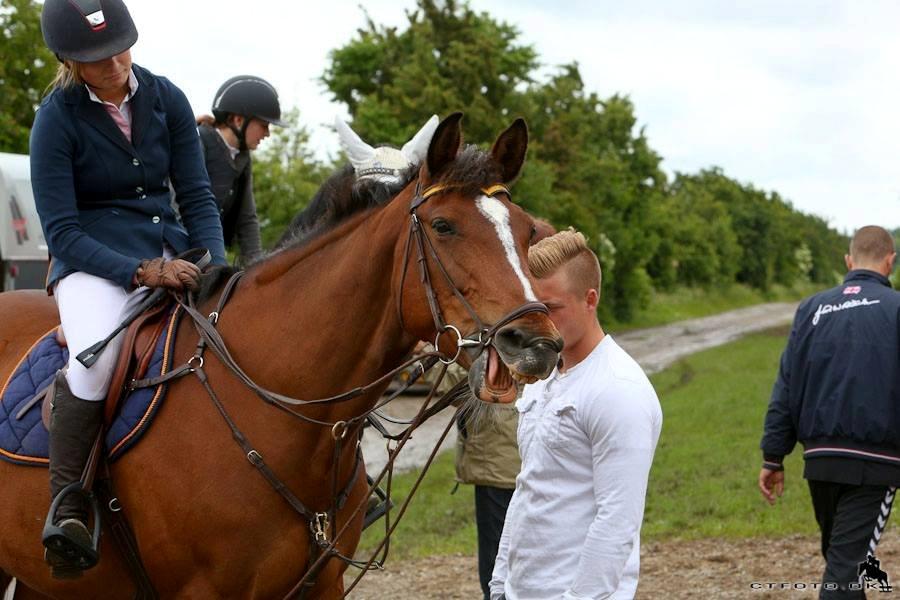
[0,307,183,466]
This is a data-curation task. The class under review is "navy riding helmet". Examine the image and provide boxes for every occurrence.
[212,76,288,128]
[41,0,138,63]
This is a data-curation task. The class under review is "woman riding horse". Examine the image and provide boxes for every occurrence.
[31,0,226,578]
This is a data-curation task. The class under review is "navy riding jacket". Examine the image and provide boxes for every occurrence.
[30,64,227,291]
[761,270,900,466]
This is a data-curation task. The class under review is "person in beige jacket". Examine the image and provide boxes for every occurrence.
[439,364,520,600]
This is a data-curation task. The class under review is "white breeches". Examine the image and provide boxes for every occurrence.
[55,272,153,401]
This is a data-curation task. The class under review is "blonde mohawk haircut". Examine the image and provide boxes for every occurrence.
[528,228,601,294]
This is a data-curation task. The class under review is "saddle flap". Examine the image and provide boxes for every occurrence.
[41,380,54,430]
[104,300,172,425]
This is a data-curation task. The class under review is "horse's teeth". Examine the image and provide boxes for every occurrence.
[508,369,538,386]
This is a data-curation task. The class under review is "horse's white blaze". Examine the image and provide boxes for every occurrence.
[475,195,537,301]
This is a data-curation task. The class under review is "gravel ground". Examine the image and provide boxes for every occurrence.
[347,534,900,598]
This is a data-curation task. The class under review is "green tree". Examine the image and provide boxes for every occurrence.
[320,0,850,318]
[649,174,741,288]
[787,212,845,285]
[667,169,847,291]
[519,67,666,321]
[0,0,56,153]
[322,0,536,148]
[252,109,330,247]
[323,2,665,320]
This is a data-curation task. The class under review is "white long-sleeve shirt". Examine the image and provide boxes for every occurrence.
[490,335,662,600]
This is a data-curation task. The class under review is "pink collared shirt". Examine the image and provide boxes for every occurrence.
[85,69,139,142]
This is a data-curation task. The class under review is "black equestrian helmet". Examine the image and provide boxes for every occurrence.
[41,0,138,63]
[212,76,288,127]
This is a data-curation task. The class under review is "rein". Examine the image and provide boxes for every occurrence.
[134,180,548,598]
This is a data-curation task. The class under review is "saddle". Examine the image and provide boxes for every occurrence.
[40,298,172,430]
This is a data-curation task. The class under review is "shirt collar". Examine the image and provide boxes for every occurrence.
[844,269,892,288]
[551,335,611,382]
[85,68,139,108]
[215,127,241,161]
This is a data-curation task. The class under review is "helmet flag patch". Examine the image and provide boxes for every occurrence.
[85,10,107,29]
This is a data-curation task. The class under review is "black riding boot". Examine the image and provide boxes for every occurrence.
[44,371,105,579]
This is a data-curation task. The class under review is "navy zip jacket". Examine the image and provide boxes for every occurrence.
[761,270,900,467]
[30,64,227,291]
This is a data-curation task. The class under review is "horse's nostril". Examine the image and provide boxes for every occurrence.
[496,327,528,349]
[495,328,563,354]
[534,337,564,353]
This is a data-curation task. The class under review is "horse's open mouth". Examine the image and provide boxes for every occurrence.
[476,347,539,404]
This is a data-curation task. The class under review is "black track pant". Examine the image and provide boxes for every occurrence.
[808,481,897,599]
[475,485,514,600]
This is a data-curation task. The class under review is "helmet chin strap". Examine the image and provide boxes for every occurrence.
[227,115,250,152]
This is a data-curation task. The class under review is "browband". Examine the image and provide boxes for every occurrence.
[418,183,510,203]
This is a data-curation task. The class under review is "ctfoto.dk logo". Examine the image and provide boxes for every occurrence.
[858,554,892,593]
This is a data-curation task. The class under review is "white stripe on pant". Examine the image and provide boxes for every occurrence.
[868,486,897,557]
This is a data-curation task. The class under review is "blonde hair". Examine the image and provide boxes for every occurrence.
[850,226,895,264]
[528,228,601,294]
[46,60,83,93]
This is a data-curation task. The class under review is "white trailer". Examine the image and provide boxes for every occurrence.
[0,152,49,290]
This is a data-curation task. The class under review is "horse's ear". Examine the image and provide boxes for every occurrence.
[335,116,375,169]
[426,112,464,178]
[491,118,528,184]
[401,114,439,166]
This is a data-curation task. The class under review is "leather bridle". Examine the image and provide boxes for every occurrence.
[133,177,550,598]
[399,179,549,364]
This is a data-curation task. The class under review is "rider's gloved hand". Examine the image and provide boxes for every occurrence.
[135,257,201,291]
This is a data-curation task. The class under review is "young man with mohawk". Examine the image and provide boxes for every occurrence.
[490,229,662,600]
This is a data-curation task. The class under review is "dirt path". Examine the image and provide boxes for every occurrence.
[347,534,900,598]
[362,302,799,474]
[612,302,798,376]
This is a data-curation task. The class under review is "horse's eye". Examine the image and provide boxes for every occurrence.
[431,218,456,236]
[528,224,537,243]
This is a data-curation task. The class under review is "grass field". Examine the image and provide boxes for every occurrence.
[606,282,820,332]
[641,325,816,539]
[358,326,820,561]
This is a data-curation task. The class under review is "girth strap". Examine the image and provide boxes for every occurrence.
[95,474,158,599]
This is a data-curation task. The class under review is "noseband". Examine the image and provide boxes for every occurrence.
[399,180,549,364]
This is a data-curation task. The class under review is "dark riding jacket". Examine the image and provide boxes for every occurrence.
[197,124,262,262]
[30,64,227,291]
[761,270,900,484]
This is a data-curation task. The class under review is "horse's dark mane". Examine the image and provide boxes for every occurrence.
[434,145,504,197]
[196,144,502,304]
[274,145,503,254]
[197,264,240,304]
[273,163,419,252]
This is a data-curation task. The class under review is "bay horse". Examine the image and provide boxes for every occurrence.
[0,113,561,598]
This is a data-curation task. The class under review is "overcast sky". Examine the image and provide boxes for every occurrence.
[123,0,899,234]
